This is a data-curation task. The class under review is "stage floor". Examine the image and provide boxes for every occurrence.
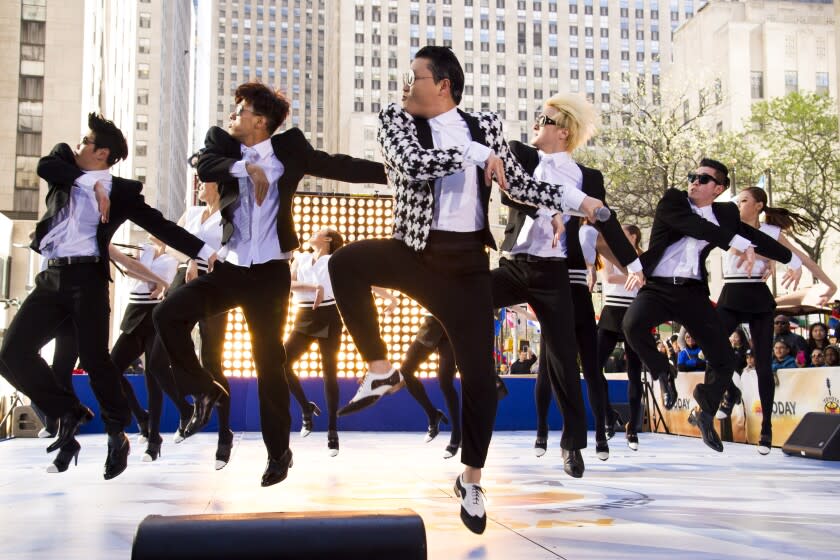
[1,430,838,559]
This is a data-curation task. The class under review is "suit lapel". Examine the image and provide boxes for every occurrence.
[458,110,486,146]
[413,117,434,149]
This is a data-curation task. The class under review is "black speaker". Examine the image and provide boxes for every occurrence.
[131,509,427,560]
[782,412,840,460]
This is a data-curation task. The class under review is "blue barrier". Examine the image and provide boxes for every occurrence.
[72,374,628,434]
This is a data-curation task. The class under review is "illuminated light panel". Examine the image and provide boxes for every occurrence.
[222,193,438,379]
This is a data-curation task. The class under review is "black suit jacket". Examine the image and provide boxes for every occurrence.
[501,141,637,269]
[196,126,387,252]
[34,144,206,280]
[412,111,497,249]
[642,188,793,291]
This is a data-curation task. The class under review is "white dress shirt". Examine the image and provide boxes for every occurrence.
[653,202,752,279]
[39,169,113,259]
[128,244,179,304]
[182,206,223,272]
[428,107,492,232]
[292,252,336,308]
[225,137,290,266]
[722,223,801,280]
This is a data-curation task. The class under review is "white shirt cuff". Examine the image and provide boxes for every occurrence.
[787,254,802,270]
[75,173,98,190]
[626,258,643,274]
[729,234,751,252]
[536,208,556,219]
[561,188,587,212]
[230,160,249,178]
[197,244,215,262]
[463,142,493,168]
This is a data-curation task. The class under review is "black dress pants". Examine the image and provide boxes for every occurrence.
[168,268,231,433]
[492,258,587,451]
[154,260,291,458]
[0,264,131,435]
[329,233,496,469]
[622,280,736,415]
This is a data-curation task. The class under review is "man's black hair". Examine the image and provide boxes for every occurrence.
[699,157,730,187]
[88,113,128,166]
[414,46,464,105]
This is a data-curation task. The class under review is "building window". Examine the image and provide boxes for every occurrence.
[135,167,147,183]
[137,63,150,79]
[136,115,148,131]
[136,141,147,157]
[816,72,829,96]
[139,13,152,29]
[750,71,763,99]
[137,89,149,105]
[784,71,798,95]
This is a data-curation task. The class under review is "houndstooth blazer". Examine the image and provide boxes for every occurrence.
[377,102,581,252]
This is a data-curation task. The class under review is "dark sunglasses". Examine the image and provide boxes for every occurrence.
[535,114,558,128]
[687,172,719,185]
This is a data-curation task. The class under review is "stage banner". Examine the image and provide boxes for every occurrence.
[740,367,840,446]
[651,368,840,446]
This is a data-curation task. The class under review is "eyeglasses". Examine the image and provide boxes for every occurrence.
[687,172,719,185]
[535,114,559,128]
[234,105,261,118]
[80,136,94,146]
[401,71,436,88]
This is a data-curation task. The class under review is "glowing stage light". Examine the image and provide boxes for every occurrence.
[222,193,436,379]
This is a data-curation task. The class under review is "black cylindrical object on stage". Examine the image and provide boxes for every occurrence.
[131,509,427,560]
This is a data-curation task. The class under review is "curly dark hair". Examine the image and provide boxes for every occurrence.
[234,82,290,134]
[88,112,128,165]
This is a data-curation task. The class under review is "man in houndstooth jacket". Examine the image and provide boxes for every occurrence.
[328,46,604,534]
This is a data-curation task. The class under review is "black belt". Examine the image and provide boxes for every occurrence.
[510,254,566,263]
[47,256,101,267]
[649,276,704,286]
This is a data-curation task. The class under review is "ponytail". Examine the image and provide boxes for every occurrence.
[742,187,814,233]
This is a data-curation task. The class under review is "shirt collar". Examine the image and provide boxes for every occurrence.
[428,106,463,128]
[242,137,274,160]
[83,169,112,182]
[538,150,575,167]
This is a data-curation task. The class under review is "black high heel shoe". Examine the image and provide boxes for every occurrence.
[758,429,772,455]
[215,429,235,470]
[300,402,321,437]
[142,438,162,462]
[47,439,81,473]
[424,409,449,443]
[715,387,743,419]
[327,430,339,457]
[605,408,625,440]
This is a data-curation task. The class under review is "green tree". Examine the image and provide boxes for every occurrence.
[749,92,840,264]
[579,79,715,227]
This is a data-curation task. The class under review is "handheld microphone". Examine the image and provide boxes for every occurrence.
[564,206,612,222]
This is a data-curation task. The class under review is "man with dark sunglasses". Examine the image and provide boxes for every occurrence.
[621,158,801,452]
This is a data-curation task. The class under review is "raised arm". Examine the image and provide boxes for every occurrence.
[377,103,473,182]
[195,127,242,183]
[778,232,836,303]
[108,245,169,286]
[37,143,84,186]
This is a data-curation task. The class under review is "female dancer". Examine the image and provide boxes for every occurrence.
[285,228,398,456]
[595,225,645,450]
[716,186,835,454]
[110,236,181,462]
[169,177,232,470]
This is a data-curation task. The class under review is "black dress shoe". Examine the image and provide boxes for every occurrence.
[47,438,81,473]
[46,404,94,454]
[534,435,548,457]
[261,449,293,487]
[660,367,678,410]
[443,441,460,459]
[184,382,230,438]
[562,448,585,478]
[688,408,723,452]
[424,409,449,443]
[104,432,130,480]
[595,440,610,461]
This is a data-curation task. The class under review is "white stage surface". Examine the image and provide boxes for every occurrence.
[1,431,838,559]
